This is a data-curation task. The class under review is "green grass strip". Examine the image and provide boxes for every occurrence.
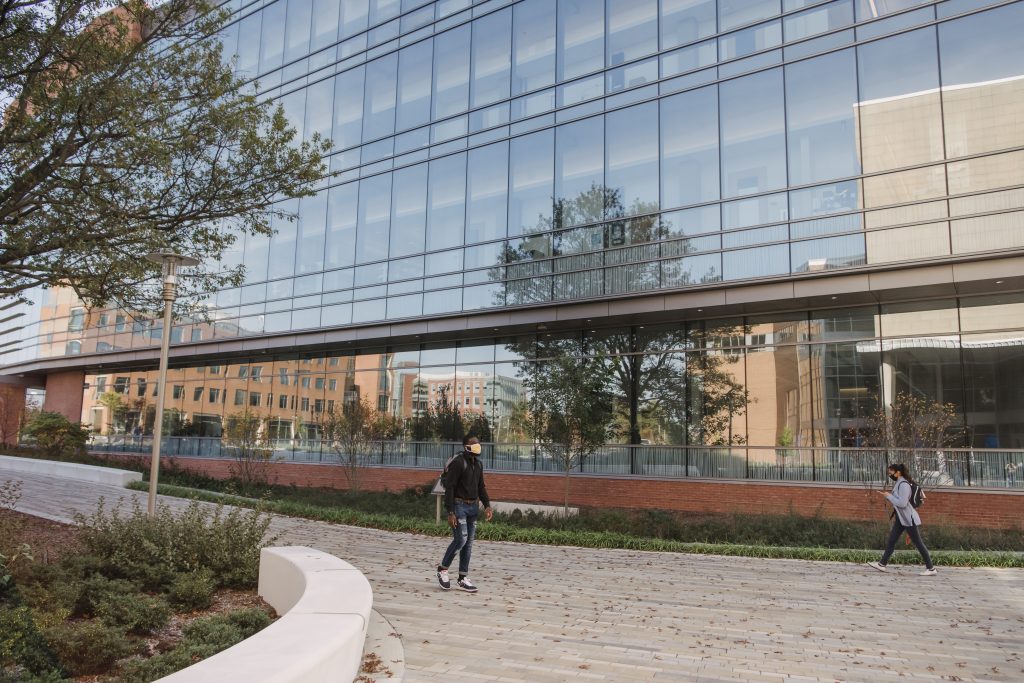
[127,481,1024,568]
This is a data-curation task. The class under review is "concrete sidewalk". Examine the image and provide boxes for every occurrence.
[9,471,1024,682]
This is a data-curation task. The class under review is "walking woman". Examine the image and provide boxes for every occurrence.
[867,463,937,576]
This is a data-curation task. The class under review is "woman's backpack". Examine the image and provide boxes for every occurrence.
[909,481,925,508]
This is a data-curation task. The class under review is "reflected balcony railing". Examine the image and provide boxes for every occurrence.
[82,435,1024,490]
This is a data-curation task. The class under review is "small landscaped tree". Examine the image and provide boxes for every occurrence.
[222,411,272,487]
[860,392,960,486]
[525,344,618,514]
[319,399,402,493]
[21,411,89,459]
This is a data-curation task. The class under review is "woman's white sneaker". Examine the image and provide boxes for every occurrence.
[919,568,938,576]
[867,561,888,572]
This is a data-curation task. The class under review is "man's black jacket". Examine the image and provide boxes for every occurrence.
[444,452,491,514]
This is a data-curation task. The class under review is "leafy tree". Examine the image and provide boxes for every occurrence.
[464,412,492,443]
[860,392,960,487]
[222,411,272,487]
[1,0,328,309]
[319,399,402,492]
[419,384,465,443]
[21,410,89,458]
[524,338,619,513]
[96,392,125,434]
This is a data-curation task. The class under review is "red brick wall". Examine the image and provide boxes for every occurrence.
[0,383,25,445]
[138,455,1024,531]
[43,370,85,423]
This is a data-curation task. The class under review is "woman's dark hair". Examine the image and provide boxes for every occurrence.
[888,463,916,484]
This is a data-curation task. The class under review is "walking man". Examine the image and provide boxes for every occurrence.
[437,435,492,592]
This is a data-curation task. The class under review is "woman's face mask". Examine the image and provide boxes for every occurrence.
[888,472,899,481]
[467,443,482,455]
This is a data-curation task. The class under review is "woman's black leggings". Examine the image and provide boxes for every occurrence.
[881,521,933,569]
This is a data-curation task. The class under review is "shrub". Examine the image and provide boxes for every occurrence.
[70,575,138,618]
[19,412,89,459]
[168,568,216,611]
[119,609,272,683]
[0,603,66,677]
[95,592,171,635]
[75,497,275,591]
[44,619,139,676]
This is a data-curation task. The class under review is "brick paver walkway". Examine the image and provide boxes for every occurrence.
[11,471,1024,682]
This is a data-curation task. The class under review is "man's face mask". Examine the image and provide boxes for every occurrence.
[467,443,482,455]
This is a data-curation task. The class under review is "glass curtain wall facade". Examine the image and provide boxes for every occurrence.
[4,0,1024,484]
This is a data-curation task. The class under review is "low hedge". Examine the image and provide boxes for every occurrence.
[133,482,1024,568]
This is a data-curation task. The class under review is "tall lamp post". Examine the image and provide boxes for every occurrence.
[146,251,199,516]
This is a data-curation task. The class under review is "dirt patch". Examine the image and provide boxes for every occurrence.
[1,508,82,564]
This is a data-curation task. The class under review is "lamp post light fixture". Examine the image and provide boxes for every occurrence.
[145,251,199,517]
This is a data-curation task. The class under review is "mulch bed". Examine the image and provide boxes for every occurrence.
[2,508,277,682]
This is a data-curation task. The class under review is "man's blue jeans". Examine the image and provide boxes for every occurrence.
[441,500,478,575]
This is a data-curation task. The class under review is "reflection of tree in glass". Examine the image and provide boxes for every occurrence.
[492,184,720,306]
[685,325,749,447]
[408,383,493,442]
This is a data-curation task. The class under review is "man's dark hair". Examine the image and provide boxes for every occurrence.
[463,435,478,446]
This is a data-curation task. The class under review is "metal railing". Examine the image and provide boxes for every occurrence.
[84,435,1024,490]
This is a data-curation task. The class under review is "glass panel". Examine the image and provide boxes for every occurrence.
[607,0,658,66]
[719,20,781,61]
[719,0,779,31]
[557,0,605,81]
[555,116,604,226]
[866,223,949,264]
[811,340,881,448]
[790,234,865,272]
[396,41,433,131]
[466,141,509,244]
[342,0,370,38]
[722,243,789,279]
[326,183,359,269]
[389,163,428,257]
[745,343,813,450]
[369,0,401,24]
[512,0,557,95]
[259,1,287,74]
[722,192,787,230]
[426,152,467,251]
[356,173,392,263]
[363,53,398,142]
[471,8,512,108]
[785,49,859,185]
[961,332,1024,451]
[312,0,340,52]
[605,101,659,216]
[720,68,786,197]
[855,0,930,20]
[303,77,334,144]
[661,85,719,208]
[660,39,716,77]
[857,28,943,173]
[284,0,313,63]
[333,66,365,150]
[951,213,1024,255]
[783,0,853,41]
[660,0,716,51]
[939,3,1024,158]
[235,12,261,79]
[509,129,554,237]
[296,191,327,274]
[433,25,472,119]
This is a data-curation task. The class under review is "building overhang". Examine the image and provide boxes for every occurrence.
[3,253,1022,377]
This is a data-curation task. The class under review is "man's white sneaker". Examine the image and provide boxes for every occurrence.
[457,577,477,593]
[437,567,451,590]
[919,568,938,576]
[867,561,888,572]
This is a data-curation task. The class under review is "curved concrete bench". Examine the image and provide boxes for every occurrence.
[158,547,373,683]
[0,454,142,487]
